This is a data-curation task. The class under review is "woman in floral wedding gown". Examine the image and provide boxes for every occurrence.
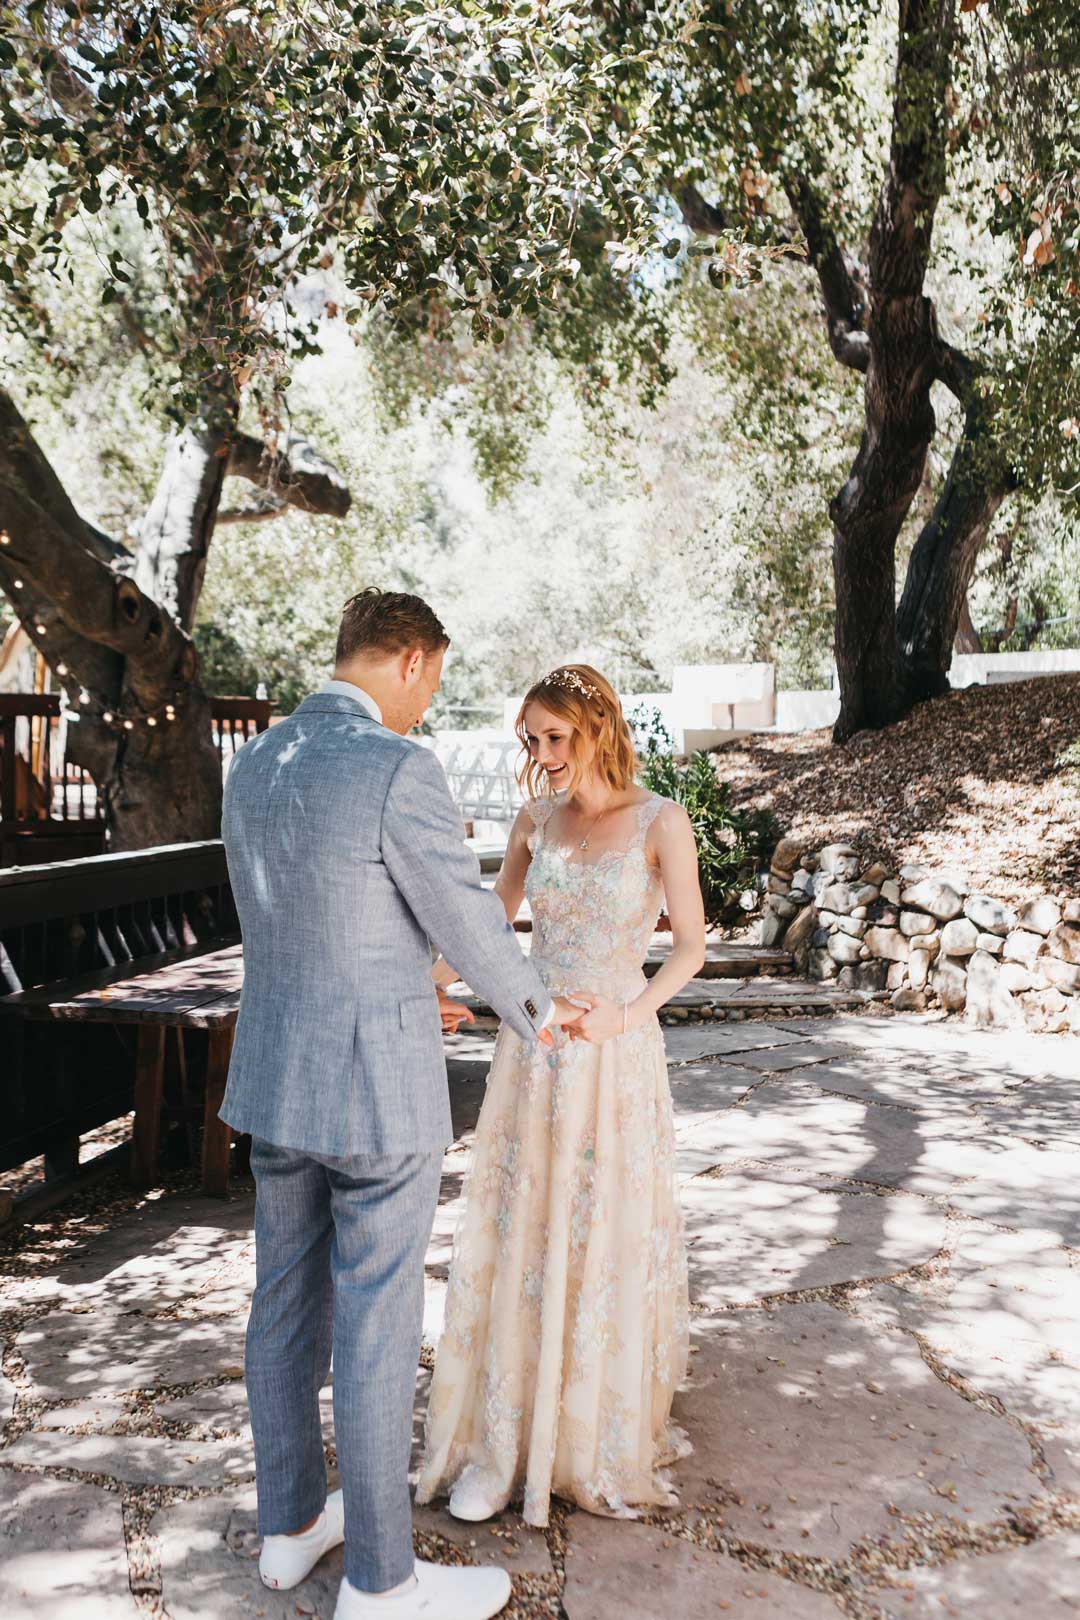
[416,664,706,1529]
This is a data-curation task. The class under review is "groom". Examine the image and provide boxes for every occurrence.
[220,589,584,1620]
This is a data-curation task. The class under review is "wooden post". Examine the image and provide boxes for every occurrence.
[130,1024,166,1188]
[202,1026,234,1197]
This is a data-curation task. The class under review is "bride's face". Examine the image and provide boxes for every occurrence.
[523,701,583,788]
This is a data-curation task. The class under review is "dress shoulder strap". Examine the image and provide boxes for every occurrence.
[523,795,558,849]
[635,793,669,846]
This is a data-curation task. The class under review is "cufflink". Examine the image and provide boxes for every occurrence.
[525,998,537,1019]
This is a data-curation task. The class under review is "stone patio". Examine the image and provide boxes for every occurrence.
[3,1012,1080,1618]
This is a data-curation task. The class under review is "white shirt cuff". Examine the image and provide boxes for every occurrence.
[538,998,558,1031]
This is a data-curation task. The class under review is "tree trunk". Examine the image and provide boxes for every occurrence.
[828,0,956,741]
[97,691,223,850]
[896,412,1010,698]
[954,596,982,654]
[2,384,349,853]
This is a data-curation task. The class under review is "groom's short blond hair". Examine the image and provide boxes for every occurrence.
[335,588,450,665]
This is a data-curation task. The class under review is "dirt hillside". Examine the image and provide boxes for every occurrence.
[720,673,1080,904]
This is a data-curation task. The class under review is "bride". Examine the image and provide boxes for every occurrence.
[416,664,706,1527]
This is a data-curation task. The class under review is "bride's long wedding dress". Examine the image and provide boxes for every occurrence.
[416,791,691,1528]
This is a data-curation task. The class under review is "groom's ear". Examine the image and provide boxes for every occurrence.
[401,646,425,683]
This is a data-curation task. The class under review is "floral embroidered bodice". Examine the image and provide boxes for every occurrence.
[523,794,666,1001]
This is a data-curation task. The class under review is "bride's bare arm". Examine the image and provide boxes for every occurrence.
[574,802,706,1042]
[431,804,534,987]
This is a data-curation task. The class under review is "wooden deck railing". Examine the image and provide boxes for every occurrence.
[0,693,272,868]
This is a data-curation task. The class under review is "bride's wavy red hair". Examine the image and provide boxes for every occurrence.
[515,664,638,801]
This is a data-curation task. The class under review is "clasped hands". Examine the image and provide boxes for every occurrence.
[436,988,628,1045]
[543,993,627,1047]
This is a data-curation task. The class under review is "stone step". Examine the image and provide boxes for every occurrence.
[452,972,877,1024]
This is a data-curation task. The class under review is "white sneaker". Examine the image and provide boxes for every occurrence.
[334,1561,511,1620]
[448,1476,502,1523]
[259,1490,345,1590]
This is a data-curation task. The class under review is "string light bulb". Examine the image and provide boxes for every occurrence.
[146,715,157,726]
[35,624,46,635]
[13,578,22,589]
[123,720,134,731]
[0,529,9,544]
[57,662,68,676]
[79,690,90,705]
[102,710,113,723]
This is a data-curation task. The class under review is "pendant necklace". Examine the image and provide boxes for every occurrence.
[578,797,614,851]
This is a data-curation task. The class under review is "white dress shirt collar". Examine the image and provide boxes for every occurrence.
[318,679,383,725]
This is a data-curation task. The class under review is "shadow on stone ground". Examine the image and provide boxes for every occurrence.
[3,1012,1080,1618]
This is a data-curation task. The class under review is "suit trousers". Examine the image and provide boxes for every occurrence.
[245,1139,444,1592]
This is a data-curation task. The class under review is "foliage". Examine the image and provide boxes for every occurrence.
[0,0,667,406]
[634,707,774,926]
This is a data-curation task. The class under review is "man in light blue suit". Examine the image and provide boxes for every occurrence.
[221,589,584,1620]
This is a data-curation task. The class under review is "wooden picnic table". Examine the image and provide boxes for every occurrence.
[4,941,245,1196]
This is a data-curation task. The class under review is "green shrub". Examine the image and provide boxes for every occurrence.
[632,707,776,927]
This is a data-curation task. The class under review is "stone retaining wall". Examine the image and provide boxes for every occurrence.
[757,838,1080,1032]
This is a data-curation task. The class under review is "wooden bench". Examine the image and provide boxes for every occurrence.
[4,942,245,1197]
[1,842,240,1209]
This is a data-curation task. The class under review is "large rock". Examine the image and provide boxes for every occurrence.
[819,843,859,878]
[790,867,814,895]
[999,960,1037,995]
[966,949,1018,1029]
[931,957,968,1010]
[808,947,839,980]
[908,929,940,956]
[1017,895,1062,936]
[818,881,856,913]
[908,947,933,990]
[1003,929,1048,967]
[1046,922,1080,965]
[1039,956,1080,994]
[860,861,890,886]
[563,1514,837,1620]
[768,895,798,921]
[1064,897,1080,923]
[783,904,817,953]
[976,932,1004,955]
[827,932,863,965]
[818,909,865,938]
[863,926,909,962]
[880,878,901,903]
[891,987,926,1011]
[0,1472,137,1616]
[757,910,786,947]
[900,909,934,936]
[963,894,1016,935]
[770,836,804,874]
[1019,988,1072,1033]
[899,877,965,921]
[940,917,980,956]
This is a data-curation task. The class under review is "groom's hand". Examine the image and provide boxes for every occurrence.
[537,994,596,1046]
[437,989,475,1035]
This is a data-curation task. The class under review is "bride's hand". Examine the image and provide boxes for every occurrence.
[567,994,625,1045]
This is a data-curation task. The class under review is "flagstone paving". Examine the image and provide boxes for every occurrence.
[2,1011,1080,1618]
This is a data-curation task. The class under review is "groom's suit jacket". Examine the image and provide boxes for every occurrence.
[219,691,552,1158]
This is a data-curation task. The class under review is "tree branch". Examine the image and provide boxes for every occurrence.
[781,172,870,374]
[0,387,195,709]
[133,381,237,632]
[676,183,729,234]
[226,431,352,519]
